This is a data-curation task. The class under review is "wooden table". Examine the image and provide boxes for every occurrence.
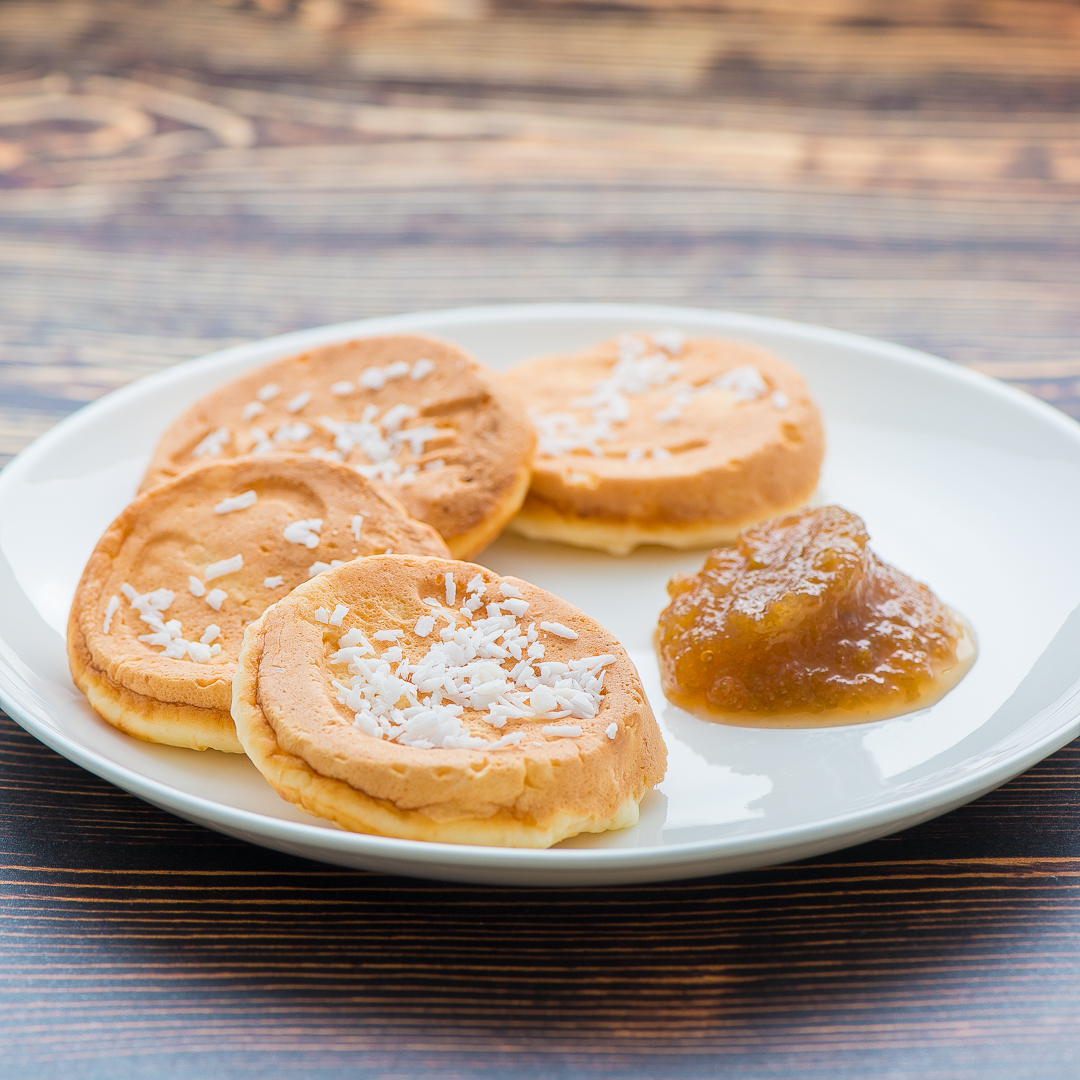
[2,2,1080,1075]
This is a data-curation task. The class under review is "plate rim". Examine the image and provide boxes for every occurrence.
[3,301,1079,883]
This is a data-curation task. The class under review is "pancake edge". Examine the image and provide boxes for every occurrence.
[68,615,244,753]
[507,488,819,556]
[444,463,531,559]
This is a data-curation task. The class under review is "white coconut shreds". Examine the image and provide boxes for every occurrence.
[213,490,257,514]
[205,588,227,611]
[331,381,354,396]
[120,584,222,663]
[272,421,313,445]
[256,382,280,402]
[308,560,347,577]
[192,426,231,459]
[205,554,243,581]
[317,406,442,488]
[286,390,312,413]
[329,604,348,626]
[772,390,789,410]
[444,573,456,606]
[263,576,284,588]
[410,358,436,381]
[188,575,206,597]
[351,515,364,542]
[325,588,619,749]
[358,359,412,391]
[242,401,265,422]
[531,333,769,456]
[606,722,618,740]
[540,620,578,640]
[102,595,120,634]
[283,518,322,548]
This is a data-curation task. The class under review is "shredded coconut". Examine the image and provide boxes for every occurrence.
[242,401,265,422]
[214,490,257,514]
[542,724,584,738]
[331,380,354,396]
[192,426,231,459]
[205,554,243,581]
[200,624,221,645]
[652,328,686,355]
[308,559,346,577]
[351,515,363,542]
[330,593,617,750]
[256,383,280,402]
[540,620,578,640]
[444,573,456,606]
[772,390,789,410]
[313,607,330,624]
[123,585,220,663]
[329,604,348,627]
[205,588,227,611]
[272,421,313,445]
[263,575,284,588]
[286,390,312,413]
[605,722,618,740]
[533,335,769,456]
[283,518,322,549]
[102,595,119,634]
[410,358,436,380]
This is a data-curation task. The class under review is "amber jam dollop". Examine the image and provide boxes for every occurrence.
[656,505,975,725]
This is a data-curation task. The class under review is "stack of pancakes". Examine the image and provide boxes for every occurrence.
[68,330,825,847]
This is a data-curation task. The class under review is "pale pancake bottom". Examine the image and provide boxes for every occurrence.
[664,619,977,729]
[69,621,243,753]
[509,490,818,556]
[232,670,643,848]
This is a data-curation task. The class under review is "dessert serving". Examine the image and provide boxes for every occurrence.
[140,334,535,559]
[232,554,667,846]
[655,505,976,726]
[68,455,450,753]
[507,331,825,555]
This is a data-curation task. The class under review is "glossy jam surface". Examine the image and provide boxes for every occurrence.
[656,506,971,724]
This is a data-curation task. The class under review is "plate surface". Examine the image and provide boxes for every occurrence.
[2,303,1080,886]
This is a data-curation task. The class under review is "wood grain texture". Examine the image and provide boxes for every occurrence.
[2,1,1080,1076]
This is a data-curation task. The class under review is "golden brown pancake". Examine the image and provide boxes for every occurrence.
[506,331,825,555]
[232,554,666,847]
[140,334,534,559]
[69,455,450,753]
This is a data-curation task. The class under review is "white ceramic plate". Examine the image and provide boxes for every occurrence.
[3,304,1080,886]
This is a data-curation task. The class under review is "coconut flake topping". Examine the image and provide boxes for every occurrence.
[214,490,257,514]
[192,427,231,459]
[327,582,618,750]
[205,588,227,611]
[283,518,322,548]
[103,595,120,634]
[205,554,243,581]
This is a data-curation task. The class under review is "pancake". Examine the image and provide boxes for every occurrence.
[506,331,825,555]
[69,455,451,753]
[232,554,666,847]
[140,334,534,559]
